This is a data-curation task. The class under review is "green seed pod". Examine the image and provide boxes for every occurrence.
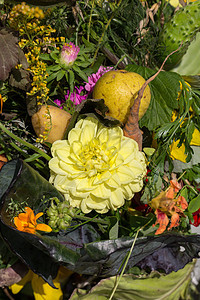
[46,207,58,217]
[158,0,200,70]
[48,220,57,229]
[64,215,72,223]
[58,219,69,230]
[49,216,59,222]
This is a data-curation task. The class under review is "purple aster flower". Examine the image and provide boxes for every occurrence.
[85,66,114,94]
[60,42,80,68]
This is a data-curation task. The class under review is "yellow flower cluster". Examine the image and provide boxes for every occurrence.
[8,3,67,109]
[9,2,45,30]
[8,3,68,142]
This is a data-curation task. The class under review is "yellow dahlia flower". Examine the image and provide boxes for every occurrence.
[49,117,147,214]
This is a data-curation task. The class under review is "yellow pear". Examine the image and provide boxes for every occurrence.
[31,105,71,143]
[93,70,151,124]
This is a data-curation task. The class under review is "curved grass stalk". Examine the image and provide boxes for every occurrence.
[108,229,140,300]
[108,216,154,300]
[0,122,51,161]
[92,13,115,65]
[87,0,95,42]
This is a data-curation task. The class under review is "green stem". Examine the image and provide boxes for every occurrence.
[0,122,51,161]
[73,213,109,225]
[87,0,95,42]
[92,13,115,65]
[108,229,140,300]
[108,217,153,300]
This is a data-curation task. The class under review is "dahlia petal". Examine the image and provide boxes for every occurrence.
[68,128,82,144]
[91,184,111,199]
[93,171,111,185]
[49,157,67,175]
[106,173,121,188]
[80,124,95,145]
[110,189,124,208]
[117,165,136,183]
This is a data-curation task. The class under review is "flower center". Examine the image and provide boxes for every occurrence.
[79,139,110,176]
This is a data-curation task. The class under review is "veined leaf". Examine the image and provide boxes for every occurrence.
[70,262,194,300]
[126,64,181,131]
[188,194,200,213]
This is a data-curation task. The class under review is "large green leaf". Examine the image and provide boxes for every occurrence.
[126,65,181,131]
[70,262,194,300]
[172,32,200,75]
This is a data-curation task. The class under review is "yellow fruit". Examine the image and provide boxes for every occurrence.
[92,70,151,124]
[31,105,71,143]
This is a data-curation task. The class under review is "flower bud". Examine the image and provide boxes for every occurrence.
[60,42,80,68]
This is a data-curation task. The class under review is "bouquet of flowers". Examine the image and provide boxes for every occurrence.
[0,0,200,299]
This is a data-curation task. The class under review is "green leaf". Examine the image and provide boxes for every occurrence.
[70,262,194,300]
[172,32,200,75]
[0,28,19,81]
[56,69,66,81]
[50,52,59,61]
[188,194,200,213]
[126,64,181,131]
[72,65,88,81]
[180,188,188,202]
[47,71,60,83]
[47,64,61,72]
[108,217,119,240]
[39,53,52,61]
[68,69,75,92]
[24,153,42,162]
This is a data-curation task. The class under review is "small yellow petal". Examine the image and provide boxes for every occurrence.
[170,140,187,162]
[9,270,33,294]
[31,274,63,300]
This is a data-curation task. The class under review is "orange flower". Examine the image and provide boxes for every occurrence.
[14,207,52,234]
[150,180,188,235]
[152,209,169,235]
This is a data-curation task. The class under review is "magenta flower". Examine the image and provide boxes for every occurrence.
[65,86,87,105]
[54,99,65,108]
[85,66,114,94]
[54,86,87,108]
[60,42,80,68]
